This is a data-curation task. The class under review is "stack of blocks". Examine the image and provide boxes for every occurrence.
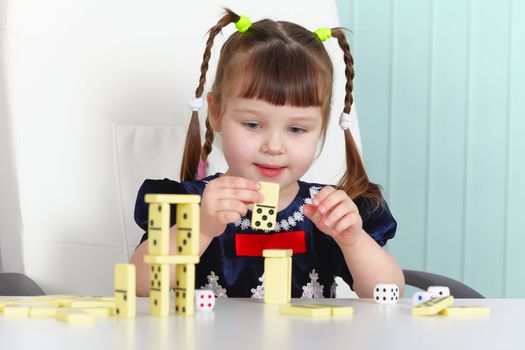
[143,194,201,316]
[263,249,292,305]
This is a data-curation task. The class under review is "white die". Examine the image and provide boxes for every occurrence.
[412,291,433,306]
[373,284,400,304]
[427,286,450,298]
[195,289,215,311]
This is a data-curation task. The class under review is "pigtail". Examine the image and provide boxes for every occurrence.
[180,9,241,181]
[331,28,384,209]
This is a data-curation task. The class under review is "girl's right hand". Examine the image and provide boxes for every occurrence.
[200,176,263,240]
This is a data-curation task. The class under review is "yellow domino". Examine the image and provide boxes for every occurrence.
[150,264,170,316]
[302,304,354,316]
[264,256,292,305]
[145,194,200,204]
[412,296,454,316]
[175,264,196,315]
[3,305,30,316]
[144,255,199,265]
[0,300,14,312]
[79,307,114,317]
[11,300,60,307]
[114,263,136,318]
[29,305,58,317]
[56,309,95,325]
[263,249,293,258]
[148,202,171,255]
[439,306,490,317]
[252,182,279,231]
[176,203,200,255]
[70,298,116,309]
[280,305,332,317]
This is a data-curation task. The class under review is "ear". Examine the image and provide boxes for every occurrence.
[207,92,221,132]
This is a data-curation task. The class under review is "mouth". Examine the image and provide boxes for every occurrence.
[255,163,286,178]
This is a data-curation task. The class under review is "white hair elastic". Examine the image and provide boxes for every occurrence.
[339,112,354,131]
[189,96,204,111]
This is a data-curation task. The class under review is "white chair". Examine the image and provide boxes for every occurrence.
[0,0,360,296]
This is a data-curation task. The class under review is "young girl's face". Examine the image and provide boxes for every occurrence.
[210,93,323,195]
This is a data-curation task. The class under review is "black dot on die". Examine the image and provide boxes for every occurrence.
[154,299,158,306]
[178,246,182,253]
[375,296,379,300]
[383,297,386,301]
[175,306,179,312]
[257,208,262,214]
[150,281,154,287]
[383,288,386,292]
[439,291,443,295]
[262,215,268,220]
[116,308,120,315]
[124,295,127,301]
[183,266,187,272]
[183,307,186,313]
[154,273,158,279]
[269,209,275,215]
[151,266,154,272]
[153,239,157,246]
[176,291,179,297]
[183,292,186,298]
[150,219,154,226]
[255,221,261,227]
[187,232,191,239]
[267,222,272,228]
[157,281,160,288]
[376,288,379,292]
[183,213,187,220]
[183,239,187,245]
[158,205,161,212]
[157,266,161,272]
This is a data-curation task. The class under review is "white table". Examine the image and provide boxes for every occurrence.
[0,298,523,350]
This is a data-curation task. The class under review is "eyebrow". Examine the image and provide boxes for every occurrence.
[233,108,319,123]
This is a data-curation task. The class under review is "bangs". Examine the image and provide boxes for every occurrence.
[229,43,331,107]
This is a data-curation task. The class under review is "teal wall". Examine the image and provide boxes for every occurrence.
[337,0,525,297]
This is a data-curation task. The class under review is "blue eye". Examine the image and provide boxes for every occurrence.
[289,126,306,134]
[243,122,260,130]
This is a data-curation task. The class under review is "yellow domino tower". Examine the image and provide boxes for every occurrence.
[263,249,292,304]
[142,193,201,316]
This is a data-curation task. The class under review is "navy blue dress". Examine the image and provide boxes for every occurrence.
[134,173,397,298]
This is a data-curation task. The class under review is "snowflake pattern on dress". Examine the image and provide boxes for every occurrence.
[201,271,228,298]
[301,269,325,299]
[250,274,265,299]
[231,185,322,234]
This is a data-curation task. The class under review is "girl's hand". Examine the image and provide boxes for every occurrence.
[200,176,263,240]
[303,186,364,247]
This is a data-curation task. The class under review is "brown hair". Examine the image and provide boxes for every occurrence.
[180,8,383,209]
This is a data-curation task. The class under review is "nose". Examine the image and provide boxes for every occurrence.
[261,131,285,155]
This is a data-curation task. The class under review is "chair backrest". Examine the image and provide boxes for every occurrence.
[0,0,361,295]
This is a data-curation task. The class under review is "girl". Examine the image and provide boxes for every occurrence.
[130,9,404,298]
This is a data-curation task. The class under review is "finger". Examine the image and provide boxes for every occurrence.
[216,199,250,217]
[303,204,324,227]
[317,190,353,215]
[333,212,359,236]
[214,176,261,191]
[216,187,264,204]
[322,200,355,227]
[311,186,336,207]
[216,211,242,224]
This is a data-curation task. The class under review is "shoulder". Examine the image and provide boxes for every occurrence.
[355,197,397,247]
[133,173,221,231]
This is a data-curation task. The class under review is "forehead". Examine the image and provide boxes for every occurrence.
[226,96,322,121]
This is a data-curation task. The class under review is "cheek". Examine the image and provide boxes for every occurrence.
[220,128,256,165]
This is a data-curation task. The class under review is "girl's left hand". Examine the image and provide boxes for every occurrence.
[303,186,364,247]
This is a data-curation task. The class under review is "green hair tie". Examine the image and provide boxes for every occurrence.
[314,28,332,42]
[235,16,252,33]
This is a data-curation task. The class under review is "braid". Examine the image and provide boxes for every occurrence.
[180,9,240,181]
[331,28,383,209]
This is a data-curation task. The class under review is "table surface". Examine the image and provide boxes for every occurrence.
[0,297,523,350]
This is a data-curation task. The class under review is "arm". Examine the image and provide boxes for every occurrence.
[304,186,404,298]
[338,228,404,298]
